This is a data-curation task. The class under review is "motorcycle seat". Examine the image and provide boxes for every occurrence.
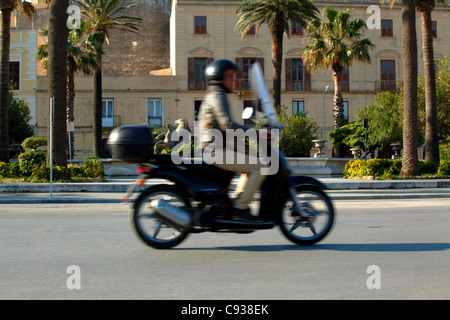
[151,153,234,183]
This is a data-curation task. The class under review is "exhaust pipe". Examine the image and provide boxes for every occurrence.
[150,199,192,228]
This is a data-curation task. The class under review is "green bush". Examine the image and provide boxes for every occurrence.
[67,164,85,178]
[22,137,47,150]
[419,160,438,175]
[438,160,450,176]
[343,159,365,177]
[277,106,319,157]
[18,150,47,176]
[344,158,450,178]
[387,159,403,176]
[1,158,105,181]
[81,159,104,178]
[0,162,12,178]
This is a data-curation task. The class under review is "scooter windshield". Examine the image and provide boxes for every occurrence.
[250,62,282,129]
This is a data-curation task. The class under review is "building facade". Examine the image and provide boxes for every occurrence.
[11,0,450,158]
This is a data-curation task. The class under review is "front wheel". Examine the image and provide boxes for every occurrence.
[132,185,190,249]
[279,185,334,246]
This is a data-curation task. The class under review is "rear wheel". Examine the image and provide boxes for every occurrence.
[132,185,190,249]
[279,185,334,246]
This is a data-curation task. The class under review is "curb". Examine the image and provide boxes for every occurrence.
[1,179,450,193]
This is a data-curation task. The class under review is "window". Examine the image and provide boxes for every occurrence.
[194,100,202,121]
[9,61,20,90]
[286,58,311,91]
[342,101,349,125]
[102,99,114,127]
[243,100,256,126]
[292,100,304,115]
[291,22,303,36]
[380,60,396,92]
[245,25,256,36]
[381,19,393,37]
[194,16,207,34]
[341,66,350,92]
[188,57,213,91]
[148,98,163,127]
[431,21,437,38]
[235,57,263,90]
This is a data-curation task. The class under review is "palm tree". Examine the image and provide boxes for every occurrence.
[75,0,141,157]
[47,0,70,166]
[398,0,420,176]
[37,21,102,159]
[416,0,446,167]
[381,0,420,176]
[302,7,374,152]
[235,0,319,108]
[0,0,35,162]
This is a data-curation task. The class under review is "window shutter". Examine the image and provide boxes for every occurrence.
[304,66,311,91]
[285,59,292,91]
[235,57,243,80]
[188,58,195,91]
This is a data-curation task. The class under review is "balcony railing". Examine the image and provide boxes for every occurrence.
[102,115,121,128]
[193,79,207,91]
[375,80,399,92]
[292,80,304,91]
[236,78,250,90]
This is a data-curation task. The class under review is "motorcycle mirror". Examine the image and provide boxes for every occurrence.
[242,107,253,120]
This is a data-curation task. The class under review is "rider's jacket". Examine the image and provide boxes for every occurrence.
[199,84,250,151]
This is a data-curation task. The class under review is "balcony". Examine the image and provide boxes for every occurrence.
[102,115,121,128]
[236,78,250,90]
[292,80,304,91]
[375,80,400,93]
[193,79,206,91]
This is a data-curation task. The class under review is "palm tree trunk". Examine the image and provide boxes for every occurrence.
[47,0,69,167]
[400,0,420,177]
[0,6,11,163]
[420,8,439,166]
[332,66,345,157]
[67,59,75,160]
[93,54,103,158]
[332,67,344,129]
[271,30,283,108]
[270,14,284,108]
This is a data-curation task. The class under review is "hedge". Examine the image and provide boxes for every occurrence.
[0,159,104,182]
[344,159,450,178]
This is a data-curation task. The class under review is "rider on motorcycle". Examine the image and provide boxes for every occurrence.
[199,59,268,223]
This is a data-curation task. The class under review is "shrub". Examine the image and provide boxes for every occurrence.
[387,159,403,176]
[343,159,365,177]
[363,159,393,177]
[68,164,85,178]
[419,160,438,175]
[82,159,104,178]
[277,106,319,157]
[22,137,47,150]
[438,160,450,176]
[18,150,47,176]
[0,162,10,178]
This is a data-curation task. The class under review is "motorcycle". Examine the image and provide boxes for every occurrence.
[107,64,334,249]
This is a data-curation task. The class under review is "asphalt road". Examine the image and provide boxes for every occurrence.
[0,198,449,300]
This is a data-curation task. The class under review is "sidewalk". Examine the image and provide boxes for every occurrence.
[1,178,450,204]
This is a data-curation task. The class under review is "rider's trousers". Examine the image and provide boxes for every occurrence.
[203,148,269,210]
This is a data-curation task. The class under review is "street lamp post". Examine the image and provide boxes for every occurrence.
[322,85,329,140]
[313,86,330,158]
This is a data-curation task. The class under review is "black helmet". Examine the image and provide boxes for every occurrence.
[205,59,237,83]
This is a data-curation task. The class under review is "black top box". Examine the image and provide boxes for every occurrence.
[107,125,155,163]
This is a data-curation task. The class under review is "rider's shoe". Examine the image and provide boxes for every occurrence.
[232,208,264,223]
